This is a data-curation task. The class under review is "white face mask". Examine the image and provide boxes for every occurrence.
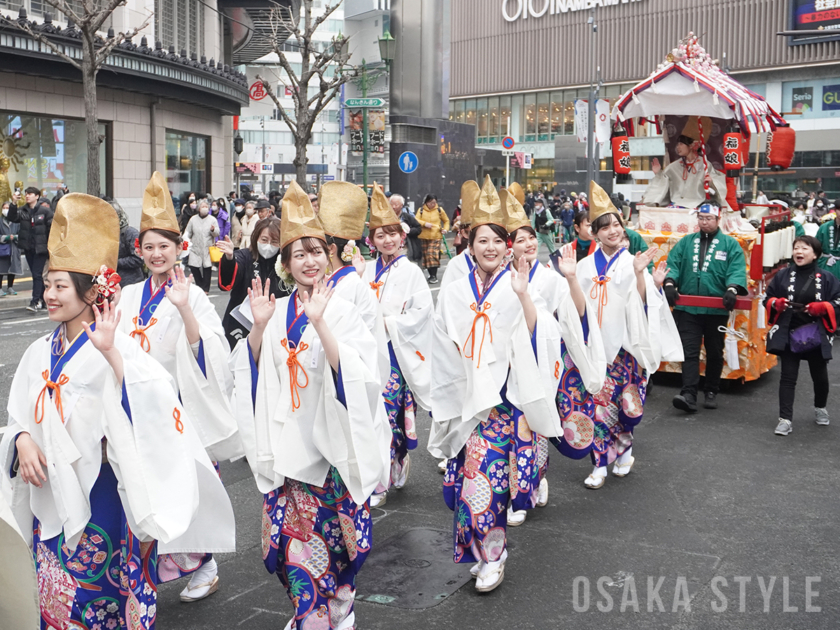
[246,208,255,216]
[235,205,243,212]
[1,208,8,217]
[258,242,279,259]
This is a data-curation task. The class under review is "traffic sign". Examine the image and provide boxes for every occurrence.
[344,98,386,108]
[398,151,419,174]
[502,136,515,150]
[501,150,515,157]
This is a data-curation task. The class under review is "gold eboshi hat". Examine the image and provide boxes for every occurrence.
[500,188,530,233]
[49,193,119,275]
[281,180,325,250]
[588,180,623,225]
[471,175,505,232]
[460,180,480,226]
[680,116,713,144]
[507,182,526,206]
[140,171,180,234]
[317,181,369,239]
[368,182,400,232]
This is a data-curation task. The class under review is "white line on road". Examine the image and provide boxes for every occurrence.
[2,316,50,325]
[224,579,272,603]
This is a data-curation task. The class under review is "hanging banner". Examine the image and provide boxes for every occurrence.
[595,99,611,144]
[368,110,386,154]
[574,99,588,143]
[349,110,364,155]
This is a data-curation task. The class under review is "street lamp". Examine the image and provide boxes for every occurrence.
[378,31,396,69]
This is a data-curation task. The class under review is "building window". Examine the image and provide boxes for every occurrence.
[1,111,108,197]
[476,98,488,143]
[487,96,499,143]
[464,99,477,130]
[165,130,208,198]
[156,0,204,56]
[537,92,550,141]
[523,93,536,142]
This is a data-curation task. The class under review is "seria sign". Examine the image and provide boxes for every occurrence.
[503,0,643,22]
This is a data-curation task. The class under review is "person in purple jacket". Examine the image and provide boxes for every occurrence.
[212,196,231,241]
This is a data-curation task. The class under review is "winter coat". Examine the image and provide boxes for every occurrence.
[416,205,450,240]
[214,208,231,241]
[400,208,422,262]
[238,213,260,248]
[183,213,219,268]
[117,225,145,286]
[7,198,53,255]
[230,210,246,247]
[0,215,22,275]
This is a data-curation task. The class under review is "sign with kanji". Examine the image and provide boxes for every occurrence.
[250,82,268,101]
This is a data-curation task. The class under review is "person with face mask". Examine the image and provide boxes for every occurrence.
[213,196,231,241]
[179,192,198,233]
[217,216,290,348]
[0,200,22,296]
[229,198,246,248]
[239,201,260,248]
[182,199,218,294]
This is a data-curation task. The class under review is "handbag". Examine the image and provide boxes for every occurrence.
[0,243,10,257]
[209,245,223,264]
[790,321,822,353]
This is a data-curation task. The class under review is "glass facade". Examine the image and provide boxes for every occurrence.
[166,130,208,197]
[0,112,108,201]
[782,78,840,119]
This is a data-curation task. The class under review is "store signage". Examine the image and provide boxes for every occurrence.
[792,87,813,113]
[822,84,840,110]
[345,98,386,108]
[250,82,268,101]
[503,0,643,22]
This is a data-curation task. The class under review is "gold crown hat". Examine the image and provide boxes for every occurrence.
[500,188,530,233]
[507,181,526,206]
[281,180,325,250]
[317,181,369,239]
[368,182,400,232]
[460,180,481,226]
[140,171,179,234]
[680,116,713,144]
[49,193,119,275]
[471,175,506,231]
[588,180,623,226]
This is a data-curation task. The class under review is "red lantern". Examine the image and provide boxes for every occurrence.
[767,124,796,171]
[722,123,743,177]
[611,122,631,183]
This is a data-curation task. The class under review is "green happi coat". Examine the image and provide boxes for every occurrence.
[665,229,748,316]
[816,220,840,279]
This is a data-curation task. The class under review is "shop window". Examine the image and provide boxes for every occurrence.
[166,130,208,198]
[464,99,477,136]
[476,98,488,144]
[537,92,550,142]
[488,96,499,144]
[564,91,575,135]
[0,112,108,199]
[510,94,524,142]
[454,100,465,124]
[550,91,564,137]
[500,96,511,140]
[524,93,536,142]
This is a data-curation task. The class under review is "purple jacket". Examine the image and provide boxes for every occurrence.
[215,208,231,241]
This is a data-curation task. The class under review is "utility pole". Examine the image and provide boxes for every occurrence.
[261,117,267,194]
[585,7,598,189]
[361,62,369,192]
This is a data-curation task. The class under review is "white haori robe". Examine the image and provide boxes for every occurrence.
[0,488,39,630]
[439,248,474,292]
[230,293,391,504]
[118,280,243,462]
[0,331,236,554]
[362,256,434,410]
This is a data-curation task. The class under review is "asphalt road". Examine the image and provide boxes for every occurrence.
[2,257,840,629]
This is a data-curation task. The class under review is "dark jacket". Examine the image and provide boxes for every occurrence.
[117,225,145,286]
[764,262,840,360]
[8,198,53,255]
[401,208,422,262]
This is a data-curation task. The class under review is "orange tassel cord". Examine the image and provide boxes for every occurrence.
[589,276,611,326]
[35,371,69,424]
[130,315,158,352]
[282,338,310,411]
[464,302,493,368]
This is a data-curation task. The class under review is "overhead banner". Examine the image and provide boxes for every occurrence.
[574,99,588,143]
[789,0,840,40]
[574,98,610,144]
[348,110,386,155]
[503,0,644,22]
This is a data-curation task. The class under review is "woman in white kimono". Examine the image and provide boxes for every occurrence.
[439,181,480,292]
[116,172,241,602]
[500,189,606,525]
[429,177,568,593]
[576,181,680,489]
[1,193,234,630]
[360,184,434,507]
[230,190,390,630]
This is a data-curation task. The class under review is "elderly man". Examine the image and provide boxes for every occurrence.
[663,202,747,413]
[390,193,422,262]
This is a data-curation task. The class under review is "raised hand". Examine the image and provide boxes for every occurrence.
[82,298,121,355]
[218,234,235,260]
[248,278,276,329]
[164,265,193,310]
[651,157,661,175]
[510,255,530,296]
[301,279,334,323]
[557,247,578,278]
[652,260,670,289]
[352,250,366,277]
[633,247,657,274]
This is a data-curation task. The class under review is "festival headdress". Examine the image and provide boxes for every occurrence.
[680,116,713,145]
[368,182,400,232]
[507,182,526,206]
[500,188,530,233]
[694,201,721,217]
[281,180,325,250]
[140,171,180,234]
[588,180,623,225]
[317,181,369,239]
[460,180,481,226]
[471,175,505,231]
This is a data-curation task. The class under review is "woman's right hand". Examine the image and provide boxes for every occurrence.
[248,278,276,329]
[425,222,433,229]
[218,234,234,260]
[15,432,47,488]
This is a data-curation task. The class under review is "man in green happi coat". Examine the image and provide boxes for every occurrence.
[816,212,840,280]
[663,202,748,413]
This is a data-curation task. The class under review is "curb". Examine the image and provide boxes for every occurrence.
[0,293,33,312]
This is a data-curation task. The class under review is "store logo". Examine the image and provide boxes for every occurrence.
[250,82,267,101]
[823,84,840,111]
[503,0,643,22]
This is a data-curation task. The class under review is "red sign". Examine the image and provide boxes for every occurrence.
[249,82,267,101]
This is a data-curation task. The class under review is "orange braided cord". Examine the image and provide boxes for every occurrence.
[589,276,611,326]
[173,408,184,434]
[35,370,69,424]
[463,302,493,368]
[282,338,310,411]
[369,281,384,299]
[554,361,560,379]
[416,350,426,361]
[129,315,158,353]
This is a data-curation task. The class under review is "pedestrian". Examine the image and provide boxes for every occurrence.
[812,198,830,222]
[664,202,748,413]
[815,207,840,278]
[559,211,598,262]
[213,196,231,241]
[559,201,576,244]
[388,193,420,260]
[531,196,560,268]
[107,196,145,287]
[238,201,260,248]
[439,180,482,292]
[755,190,769,205]
[576,181,678,489]
[308,191,320,214]
[575,192,589,213]
[765,235,840,436]
[8,186,53,311]
[0,192,233,630]
[361,184,433,507]
[182,199,219,294]
[229,192,389,630]
[429,176,568,593]
[256,198,273,220]
[0,200,21,296]
[217,216,286,348]
[416,193,450,283]
[179,191,197,232]
[229,198,246,247]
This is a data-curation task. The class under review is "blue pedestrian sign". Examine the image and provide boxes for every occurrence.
[398,151,419,174]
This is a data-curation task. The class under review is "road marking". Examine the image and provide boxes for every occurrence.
[2,316,50,325]
[224,579,271,603]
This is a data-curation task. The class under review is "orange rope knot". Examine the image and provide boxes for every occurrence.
[416,350,426,361]
[554,361,560,379]
[464,302,493,369]
[173,408,184,434]
[281,338,310,411]
[35,370,69,424]
[590,276,611,326]
[369,281,384,299]
[130,315,158,353]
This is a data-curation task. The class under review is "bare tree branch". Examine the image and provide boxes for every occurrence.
[43,0,85,26]
[95,12,153,65]
[10,20,83,72]
[257,76,299,135]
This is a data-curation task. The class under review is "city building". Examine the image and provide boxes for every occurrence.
[448,0,840,199]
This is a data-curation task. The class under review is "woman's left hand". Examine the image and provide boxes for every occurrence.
[633,248,656,274]
[652,260,670,289]
[165,265,193,310]
[511,255,530,296]
[352,250,366,277]
[82,298,121,355]
[557,248,577,278]
[301,279,335,323]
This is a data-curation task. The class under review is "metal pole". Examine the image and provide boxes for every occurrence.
[261,117,266,194]
[586,7,596,188]
[505,118,511,187]
[362,65,369,193]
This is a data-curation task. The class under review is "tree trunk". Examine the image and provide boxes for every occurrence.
[294,130,308,187]
[82,37,100,196]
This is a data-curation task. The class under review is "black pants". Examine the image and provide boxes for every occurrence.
[190,265,213,293]
[25,251,47,305]
[0,274,14,289]
[676,311,729,397]
[779,348,829,421]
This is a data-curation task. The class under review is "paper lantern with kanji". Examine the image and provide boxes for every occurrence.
[611,122,631,183]
[767,125,795,171]
[722,124,743,178]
